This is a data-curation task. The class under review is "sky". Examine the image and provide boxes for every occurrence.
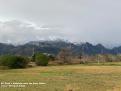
[0,0,121,47]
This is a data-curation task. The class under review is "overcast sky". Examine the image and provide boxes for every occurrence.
[0,0,121,47]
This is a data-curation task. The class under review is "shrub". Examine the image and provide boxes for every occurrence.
[0,55,29,69]
[35,53,49,66]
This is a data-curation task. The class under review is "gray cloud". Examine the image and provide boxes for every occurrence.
[0,20,67,44]
[0,0,121,47]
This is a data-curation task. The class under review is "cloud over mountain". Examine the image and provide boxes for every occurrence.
[0,0,121,47]
[0,20,67,44]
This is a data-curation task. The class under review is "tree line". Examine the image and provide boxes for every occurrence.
[0,47,121,69]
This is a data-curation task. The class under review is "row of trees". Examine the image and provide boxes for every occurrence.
[0,47,121,69]
[56,48,121,64]
[0,47,73,69]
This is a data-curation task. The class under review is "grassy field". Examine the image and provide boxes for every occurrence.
[0,63,121,91]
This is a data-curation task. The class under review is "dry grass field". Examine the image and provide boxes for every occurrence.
[0,63,121,91]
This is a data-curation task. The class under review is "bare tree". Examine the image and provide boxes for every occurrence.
[57,48,72,64]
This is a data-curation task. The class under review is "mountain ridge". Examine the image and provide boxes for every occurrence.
[0,40,121,56]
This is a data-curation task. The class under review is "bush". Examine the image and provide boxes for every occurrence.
[35,53,49,66]
[0,55,29,69]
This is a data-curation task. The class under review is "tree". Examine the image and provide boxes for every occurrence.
[35,53,49,66]
[57,48,72,64]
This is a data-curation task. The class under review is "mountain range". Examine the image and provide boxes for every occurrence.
[0,40,121,56]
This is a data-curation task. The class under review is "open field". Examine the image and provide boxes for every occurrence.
[0,63,121,91]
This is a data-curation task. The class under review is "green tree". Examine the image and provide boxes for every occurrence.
[35,53,49,66]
